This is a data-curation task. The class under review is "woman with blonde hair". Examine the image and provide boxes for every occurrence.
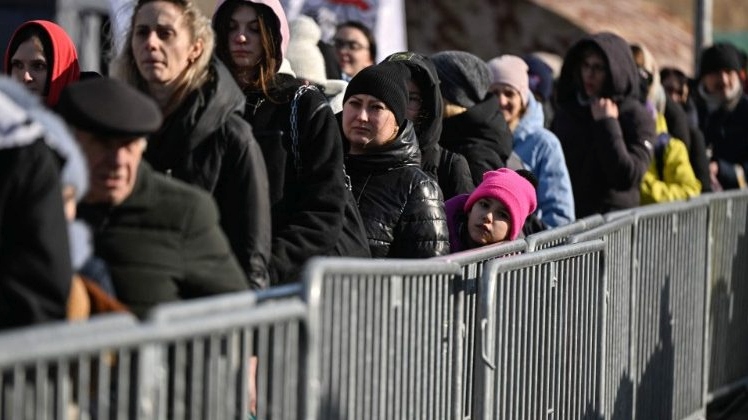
[111,0,271,289]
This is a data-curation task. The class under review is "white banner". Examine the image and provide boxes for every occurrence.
[280,0,407,63]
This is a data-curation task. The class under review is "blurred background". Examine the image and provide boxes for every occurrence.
[1,0,746,77]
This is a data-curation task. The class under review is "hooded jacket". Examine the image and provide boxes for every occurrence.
[0,88,71,329]
[144,58,271,290]
[440,94,514,186]
[385,52,474,199]
[215,0,367,284]
[552,32,654,218]
[345,123,450,258]
[514,94,575,227]
[4,20,80,107]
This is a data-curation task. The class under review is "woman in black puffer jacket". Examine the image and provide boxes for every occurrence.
[340,62,450,258]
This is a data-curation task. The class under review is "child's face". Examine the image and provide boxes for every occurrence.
[467,197,511,246]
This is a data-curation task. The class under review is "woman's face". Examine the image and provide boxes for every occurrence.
[405,79,423,122]
[9,36,48,96]
[343,94,399,154]
[334,26,373,78]
[490,83,524,129]
[580,51,607,98]
[467,197,511,246]
[227,4,263,72]
[131,1,202,89]
[662,74,688,104]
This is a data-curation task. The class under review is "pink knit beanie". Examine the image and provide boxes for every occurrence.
[464,168,538,241]
[487,55,530,107]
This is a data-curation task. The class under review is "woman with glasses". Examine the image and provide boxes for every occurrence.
[551,32,654,218]
[333,20,375,81]
[384,51,474,200]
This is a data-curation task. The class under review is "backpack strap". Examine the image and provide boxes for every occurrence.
[289,83,352,191]
[290,83,319,178]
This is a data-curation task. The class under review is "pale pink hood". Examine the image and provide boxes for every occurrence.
[214,0,290,60]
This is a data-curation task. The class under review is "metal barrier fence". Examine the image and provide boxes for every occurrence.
[474,240,607,420]
[629,199,709,420]
[302,258,461,420]
[570,215,636,420]
[433,240,527,420]
[2,191,748,420]
[525,214,606,251]
[706,190,748,402]
[0,295,314,420]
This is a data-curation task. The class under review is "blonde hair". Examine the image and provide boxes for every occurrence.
[110,0,215,113]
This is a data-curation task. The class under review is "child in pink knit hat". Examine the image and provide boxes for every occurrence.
[445,168,538,252]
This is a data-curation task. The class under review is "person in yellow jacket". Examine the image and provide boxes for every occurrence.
[640,114,702,204]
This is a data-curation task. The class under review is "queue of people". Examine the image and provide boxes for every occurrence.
[3,2,748,336]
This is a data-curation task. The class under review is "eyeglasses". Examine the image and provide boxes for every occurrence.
[581,61,607,74]
[333,38,366,52]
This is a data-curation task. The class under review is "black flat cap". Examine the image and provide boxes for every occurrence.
[57,77,162,138]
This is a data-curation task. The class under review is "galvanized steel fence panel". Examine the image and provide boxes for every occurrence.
[570,215,636,420]
[433,239,527,419]
[0,298,313,420]
[629,199,709,420]
[0,314,149,420]
[474,240,607,420]
[302,258,461,420]
[145,295,313,420]
[706,190,748,402]
[526,214,606,251]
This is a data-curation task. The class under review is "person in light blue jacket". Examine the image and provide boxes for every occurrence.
[487,54,575,228]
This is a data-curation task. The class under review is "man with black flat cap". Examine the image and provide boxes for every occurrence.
[57,77,247,318]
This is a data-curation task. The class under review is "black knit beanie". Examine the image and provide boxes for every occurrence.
[698,43,742,79]
[343,62,409,126]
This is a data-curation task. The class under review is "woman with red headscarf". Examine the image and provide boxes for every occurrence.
[4,20,80,107]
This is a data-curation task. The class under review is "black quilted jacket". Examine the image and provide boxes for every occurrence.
[345,123,450,258]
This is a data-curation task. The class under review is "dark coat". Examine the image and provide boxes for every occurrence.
[345,123,450,258]
[663,96,712,192]
[440,95,514,186]
[0,138,71,329]
[244,74,355,284]
[78,163,247,319]
[387,54,475,198]
[552,32,654,218]
[145,59,271,290]
[695,90,748,190]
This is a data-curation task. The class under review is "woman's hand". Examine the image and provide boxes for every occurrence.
[590,98,619,120]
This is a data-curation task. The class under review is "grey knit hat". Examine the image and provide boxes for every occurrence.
[431,50,492,108]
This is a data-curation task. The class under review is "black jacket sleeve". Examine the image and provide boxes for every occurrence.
[0,140,71,329]
[220,116,272,290]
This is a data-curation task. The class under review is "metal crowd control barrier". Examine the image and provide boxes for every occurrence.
[570,214,636,420]
[433,239,526,420]
[525,214,605,251]
[628,198,709,420]
[474,240,607,420]
[0,313,146,420]
[146,293,315,420]
[706,190,748,402]
[302,257,461,420]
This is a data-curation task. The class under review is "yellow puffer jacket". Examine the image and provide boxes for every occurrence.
[640,114,702,204]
